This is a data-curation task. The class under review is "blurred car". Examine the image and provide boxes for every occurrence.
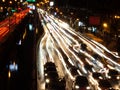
[69,66,79,77]
[107,69,120,80]
[84,63,93,72]
[91,54,105,72]
[44,66,57,74]
[92,53,100,60]
[44,62,57,76]
[44,62,56,68]
[98,79,115,90]
[80,43,87,51]
[72,75,92,90]
[45,71,58,78]
[45,71,59,88]
[45,71,65,90]
[92,72,104,81]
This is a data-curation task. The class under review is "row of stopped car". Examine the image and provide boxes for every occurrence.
[67,63,120,90]
[44,62,66,90]
[92,69,120,90]
[43,62,92,90]
[71,69,120,90]
[43,62,120,90]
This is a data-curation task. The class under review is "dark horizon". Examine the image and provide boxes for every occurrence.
[55,0,120,13]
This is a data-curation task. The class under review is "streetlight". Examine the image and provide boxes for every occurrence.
[103,23,108,28]
[8,71,11,78]
[0,7,3,12]
[9,1,12,4]
[2,0,5,2]
[49,1,54,14]
[20,0,23,2]
[7,7,12,31]
[49,1,54,7]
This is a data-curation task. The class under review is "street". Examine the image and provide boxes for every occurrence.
[37,9,120,90]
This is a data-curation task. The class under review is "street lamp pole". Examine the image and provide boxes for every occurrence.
[7,7,11,31]
[49,1,54,14]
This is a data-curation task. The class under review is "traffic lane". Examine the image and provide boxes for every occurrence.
[46,35,65,78]
[37,34,65,90]
[43,15,90,75]
[41,11,117,73]
[0,27,9,42]
[0,8,29,28]
[48,15,118,87]
[38,9,120,90]
[39,13,73,89]
[50,15,120,65]
[37,30,50,90]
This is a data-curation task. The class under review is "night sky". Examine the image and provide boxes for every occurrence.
[56,0,120,12]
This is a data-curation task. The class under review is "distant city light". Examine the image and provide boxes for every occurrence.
[0,7,3,12]
[92,27,97,32]
[29,24,33,31]
[2,0,5,2]
[88,27,92,31]
[9,62,18,72]
[114,15,120,19]
[16,40,22,45]
[27,4,35,10]
[27,0,36,3]
[20,0,23,2]
[103,23,108,28]
[78,21,85,26]
[8,71,11,78]
[6,12,8,16]
[9,1,12,4]
[49,1,54,7]
[54,12,57,16]
[32,5,35,10]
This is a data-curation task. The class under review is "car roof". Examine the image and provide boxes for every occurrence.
[108,69,119,75]
[75,75,89,86]
[99,79,112,88]
[44,66,57,72]
[44,62,56,67]
[93,72,102,77]
[46,71,58,78]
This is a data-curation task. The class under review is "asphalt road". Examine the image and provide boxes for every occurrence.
[37,8,120,90]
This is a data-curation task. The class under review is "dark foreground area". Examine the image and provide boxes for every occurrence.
[0,10,43,90]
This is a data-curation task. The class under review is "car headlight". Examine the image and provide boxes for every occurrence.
[86,86,91,90]
[109,87,113,89]
[45,73,48,76]
[99,76,103,79]
[45,78,50,83]
[75,85,79,89]
[107,76,111,79]
[116,76,120,80]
